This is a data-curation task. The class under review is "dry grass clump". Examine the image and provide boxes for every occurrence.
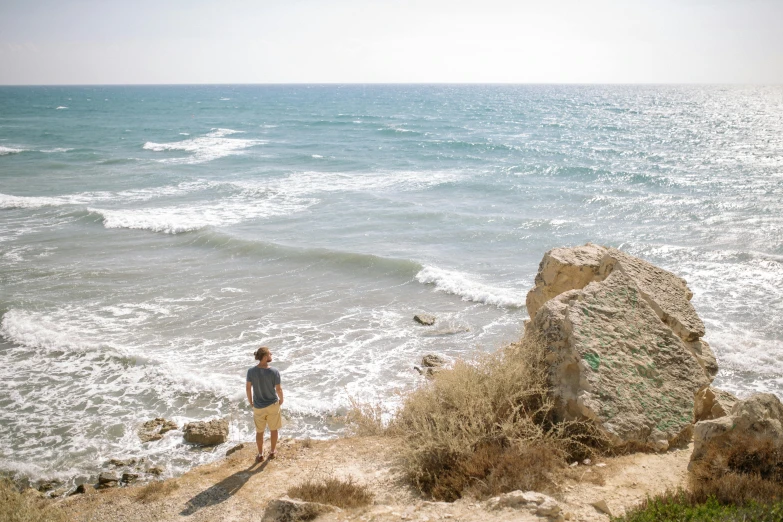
[689,435,783,505]
[345,398,387,436]
[351,335,605,501]
[134,480,180,504]
[621,436,783,521]
[0,478,67,522]
[287,476,373,508]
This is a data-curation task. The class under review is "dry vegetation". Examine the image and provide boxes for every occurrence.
[134,479,181,504]
[349,334,606,501]
[689,435,783,505]
[287,476,374,508]
[0,478,67,522]
[620,435,783,521]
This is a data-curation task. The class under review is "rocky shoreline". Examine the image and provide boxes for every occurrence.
[10,244,783,521]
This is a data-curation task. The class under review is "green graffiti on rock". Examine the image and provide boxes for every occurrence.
[583,352,601,370]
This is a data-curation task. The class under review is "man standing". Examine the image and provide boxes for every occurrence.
[246,346,284,462]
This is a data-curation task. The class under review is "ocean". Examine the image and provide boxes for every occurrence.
[1,84,782,487]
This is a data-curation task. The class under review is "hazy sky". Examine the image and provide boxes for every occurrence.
[1,0,782,85]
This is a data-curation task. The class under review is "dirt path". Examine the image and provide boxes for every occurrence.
[58,437,691,522]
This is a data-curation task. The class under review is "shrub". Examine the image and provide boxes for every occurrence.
[620,434,783,521]
[617,488,783,522]
[360,335,606,501]
[345,398,387,437]
[0,478,67,522]
[287,476,373,508]
[135,480,180,503]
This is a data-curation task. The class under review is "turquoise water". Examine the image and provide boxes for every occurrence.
[1,85,782,486]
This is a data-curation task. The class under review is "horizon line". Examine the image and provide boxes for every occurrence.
[0,81,779,88]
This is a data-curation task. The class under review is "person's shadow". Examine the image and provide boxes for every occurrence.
[180,459,269,516]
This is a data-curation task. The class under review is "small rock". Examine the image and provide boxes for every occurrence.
[262,496,340,521]
[139,418,178,443]
[421,354,447,368]
[570,461,578,467]
[486,490,562,519]
[183,418,229,446]
[37,480,61,492]
[595,463,607,468]
[413,366,441,378]
[413,314,436,326]
[582,458,591,465]
[590,499,612,516]
[146,466,165,476]
[97,472,120,488]
[226,443,245,456]
[69,483,94,496]
[121,473,139,484]
[108,457,140,467]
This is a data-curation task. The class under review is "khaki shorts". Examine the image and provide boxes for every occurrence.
[253,402,282,433]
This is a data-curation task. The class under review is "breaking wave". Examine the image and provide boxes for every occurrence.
[142,128,264,164]
[415,266,525,308]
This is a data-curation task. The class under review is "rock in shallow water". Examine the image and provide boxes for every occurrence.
[183,418,229,446]
[97,472,120,488]
[138,418,179,443]
[413,313,436,326]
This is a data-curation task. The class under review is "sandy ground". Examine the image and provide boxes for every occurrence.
[57,436,692,522]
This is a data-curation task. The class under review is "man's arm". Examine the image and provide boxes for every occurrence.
[246,381,253,407]
[276,384,284,406]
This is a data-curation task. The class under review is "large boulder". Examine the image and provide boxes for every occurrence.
[526,244,717,380]
[690,393,783,470]
[525,267,711,451]
[526,243,606,320]
[183,418,229,446]
[694,386,739,422]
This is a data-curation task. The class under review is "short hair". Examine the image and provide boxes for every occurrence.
[254,346,271,361]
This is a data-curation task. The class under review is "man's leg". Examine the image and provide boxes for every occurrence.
[256,430,265,456]
[270,430,278,455]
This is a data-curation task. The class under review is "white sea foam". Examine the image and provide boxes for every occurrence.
[0,181,224,210]
[0,306,246,485]
[1,308,112,354]
[0,193,66,209]
[40,147,74,153]
[415,266,524,308]
[142,128,262,164]
[55,106,68,110]
[0,146,26,156]
[249,169,460,197]
[89,194,314,234]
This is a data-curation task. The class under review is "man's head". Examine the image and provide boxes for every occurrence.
[254,346,272,363]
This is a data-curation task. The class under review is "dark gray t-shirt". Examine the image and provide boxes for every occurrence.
[246,366,281,409]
